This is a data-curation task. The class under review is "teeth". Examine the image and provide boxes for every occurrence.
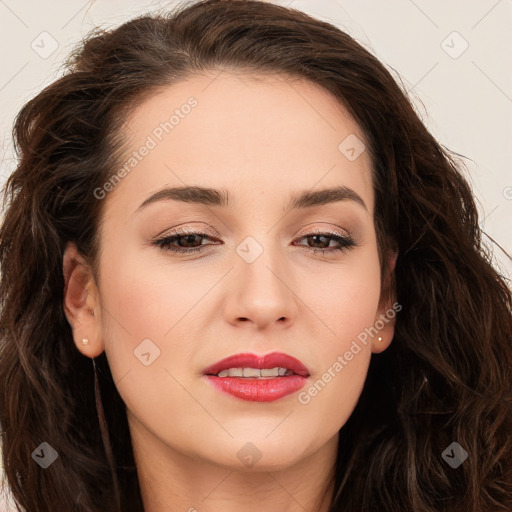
[261,368,279,377]
[243,367,261,378]
[222,368,243,377]
[216,367,293,378]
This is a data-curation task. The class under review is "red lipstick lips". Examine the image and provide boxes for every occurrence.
[202,352,310,402]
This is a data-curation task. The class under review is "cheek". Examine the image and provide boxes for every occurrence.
[297,250,381,429]
[305,247,382,352]
[296,277,380,441]
[97,253,195,427]
[95,246,177,390]
[99,245,202,342]
[297,346,371,452]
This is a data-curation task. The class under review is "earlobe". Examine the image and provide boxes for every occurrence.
[62,242,104,358]
[371,247,399,354]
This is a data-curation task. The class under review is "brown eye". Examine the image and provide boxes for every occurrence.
[154,232,216,253]
[294,232,356,255]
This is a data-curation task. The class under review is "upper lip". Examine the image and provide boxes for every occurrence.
[203,352,310,377]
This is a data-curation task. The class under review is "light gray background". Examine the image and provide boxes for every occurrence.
[0,0,511,506]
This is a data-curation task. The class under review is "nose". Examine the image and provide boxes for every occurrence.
[224,242,299,330]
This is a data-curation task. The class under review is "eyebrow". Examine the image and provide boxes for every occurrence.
[134,185,368,214]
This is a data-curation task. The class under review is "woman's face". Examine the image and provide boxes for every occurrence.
[69,71,396,472]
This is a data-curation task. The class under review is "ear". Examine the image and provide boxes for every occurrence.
[371,248,399,354]
[62,242,104,358]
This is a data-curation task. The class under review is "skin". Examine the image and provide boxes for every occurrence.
[63,70,397,512]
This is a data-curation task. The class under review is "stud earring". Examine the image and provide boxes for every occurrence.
[82,338,90,345]
[378,336,383,342]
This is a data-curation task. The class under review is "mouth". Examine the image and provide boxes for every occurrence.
[202,352,310,402]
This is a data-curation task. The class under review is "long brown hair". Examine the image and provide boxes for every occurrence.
[1,1,511,510]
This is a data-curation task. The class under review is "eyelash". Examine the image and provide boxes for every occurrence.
[152,228,357,256]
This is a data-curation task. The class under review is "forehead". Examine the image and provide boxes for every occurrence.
[104,70,374,216]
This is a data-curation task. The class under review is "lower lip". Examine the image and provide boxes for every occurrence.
[204,375,308,402]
